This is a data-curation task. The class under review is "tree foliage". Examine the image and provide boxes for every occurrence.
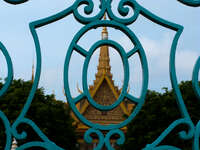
[122,81,200,150]
[0,79,77,150]
[1,79,199,150]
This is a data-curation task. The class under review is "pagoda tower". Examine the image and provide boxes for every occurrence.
[73,14,134,149]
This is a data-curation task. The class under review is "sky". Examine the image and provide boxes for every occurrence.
[0,0,199,101]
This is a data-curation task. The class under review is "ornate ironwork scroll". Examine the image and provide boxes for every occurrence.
[0,0,199,149]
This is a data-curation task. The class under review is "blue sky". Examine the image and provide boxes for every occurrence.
[0,0,199,101]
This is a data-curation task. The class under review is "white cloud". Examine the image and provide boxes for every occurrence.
[140,33,198,79]
[176,50,198,74]
[113,33,199,96]
[0,0,199,100]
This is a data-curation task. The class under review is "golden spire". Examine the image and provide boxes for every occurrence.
[31,58,34,83]
[95,13,112,83]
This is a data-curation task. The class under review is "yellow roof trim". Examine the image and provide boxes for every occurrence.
[79,75,130,116]
[71,110,79,122]
[104,76,129,115]
[91,75,106,97]
[79,75,105,114]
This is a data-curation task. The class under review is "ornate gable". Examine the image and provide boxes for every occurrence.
[84,79,125,125]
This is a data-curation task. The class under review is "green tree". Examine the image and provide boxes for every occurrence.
[122,81,200,150]
[0,79,77,150]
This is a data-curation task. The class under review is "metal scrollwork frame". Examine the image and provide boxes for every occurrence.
[0,0,200,149]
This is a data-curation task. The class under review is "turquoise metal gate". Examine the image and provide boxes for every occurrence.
[0,0,200,149]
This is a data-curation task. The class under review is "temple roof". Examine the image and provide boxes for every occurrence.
[73,14,134,127]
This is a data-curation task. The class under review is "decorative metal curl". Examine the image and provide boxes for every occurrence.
[104,129,125,150]
[73,0,106,24]
[72,0,141,25]
[143,118,194,150]
[84,128,125,150]
[84,128,104,150]
[0,111,11,150]
[107,0,140,25]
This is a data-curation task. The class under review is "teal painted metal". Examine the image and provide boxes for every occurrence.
[178,0,200,6]
[3,0,28,4]
[193,57,200,100]
[0,0,199,150]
